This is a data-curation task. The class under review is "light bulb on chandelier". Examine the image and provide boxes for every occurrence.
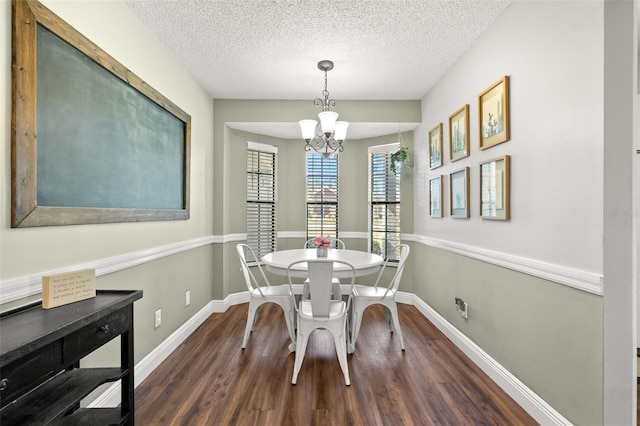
[299,60,349,159]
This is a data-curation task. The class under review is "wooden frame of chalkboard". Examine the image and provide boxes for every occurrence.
[11,0,191,227]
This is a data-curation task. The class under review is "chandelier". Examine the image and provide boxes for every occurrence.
[298,60,349,158]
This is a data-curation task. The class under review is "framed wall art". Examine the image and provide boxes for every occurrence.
[478,76,510,150]
[429,175,443,217]
[449,167,469,218]
[479,155,510,220]
[448,105,469,161]
[428,123,443,169]
[11,0,191,227]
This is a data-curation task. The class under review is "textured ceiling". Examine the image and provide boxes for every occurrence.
[126,0,512,138]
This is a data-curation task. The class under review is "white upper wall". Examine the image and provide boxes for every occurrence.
[414,0,604,275]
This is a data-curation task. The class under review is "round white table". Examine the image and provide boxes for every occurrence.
[262,248,383,353]
[261,248,384,279]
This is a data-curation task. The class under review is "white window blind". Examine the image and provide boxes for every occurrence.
[306,153,338,240]
[369,144,401,261]
[246,143,276,259]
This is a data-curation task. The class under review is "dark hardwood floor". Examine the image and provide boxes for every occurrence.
[135,302,538,425]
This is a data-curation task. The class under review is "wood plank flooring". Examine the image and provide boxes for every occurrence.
[135,302,538,425]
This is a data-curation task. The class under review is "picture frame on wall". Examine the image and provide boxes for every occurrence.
[448,105,469,161]
[429,175,443,217]
[449,167,470,218]
[479,155,510,220]
[478,76,510,150]
[429,123,443,169]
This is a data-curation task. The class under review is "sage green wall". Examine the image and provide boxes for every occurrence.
[223,128,291,295]
[86,245,216,365]
[413,244,603,424]
[352,132,414,292]
[213,100,420,298]
[212,99,421,236]
[0,0,216,373]
[1,2,606,421]
[223,128,416,295]
[412,2,606,424]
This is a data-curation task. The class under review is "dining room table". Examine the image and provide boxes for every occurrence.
[261,248,384,353]
[261,248,384,279]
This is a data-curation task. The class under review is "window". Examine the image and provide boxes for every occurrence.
[306,153,338,240]
[246,142,277,259]
[369,144,401,261]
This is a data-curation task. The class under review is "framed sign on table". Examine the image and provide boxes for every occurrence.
[449,167,469,218]
[479,155,510,220]
[478,76,510,150]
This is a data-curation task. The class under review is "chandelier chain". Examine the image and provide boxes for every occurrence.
[317,68,335,111]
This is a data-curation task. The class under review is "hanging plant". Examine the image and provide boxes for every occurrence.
[390,146,410,173]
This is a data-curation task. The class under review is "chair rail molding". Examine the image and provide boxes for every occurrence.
[403,234,603,296]
[1,231,603,305]
[0,235,218,305]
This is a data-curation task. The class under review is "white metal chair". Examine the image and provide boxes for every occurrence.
[287,259,356,386]
[236,244,295,349]
[349,244,410,353]
[302,238,345,300]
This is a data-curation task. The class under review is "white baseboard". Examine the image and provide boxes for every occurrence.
[410,295,571,426]
[90,290,570,425]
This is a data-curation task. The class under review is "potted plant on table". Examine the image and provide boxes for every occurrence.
[312,237,332,257]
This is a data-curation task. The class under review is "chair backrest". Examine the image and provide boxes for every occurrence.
[390,244,410,292]
[303,238,346,249]
[374,244,411,297]
[236,244,270,296]
[287,259,356,318]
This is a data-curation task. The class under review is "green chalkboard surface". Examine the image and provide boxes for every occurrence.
[11,0,191,227]
[37,26,185,210]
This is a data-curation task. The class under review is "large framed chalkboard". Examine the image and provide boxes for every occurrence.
[11,0,191,227]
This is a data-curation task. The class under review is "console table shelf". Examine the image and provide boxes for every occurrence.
[0,290,142,425]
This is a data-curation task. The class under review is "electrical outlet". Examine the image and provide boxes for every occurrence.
[185,290,191,306]
[454,297,469,319]
[155,309,162,328]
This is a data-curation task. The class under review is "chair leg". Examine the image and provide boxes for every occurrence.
[302,281,310,300]
[331,280,341,300]
[292,327,309,384]
[387,302,405,351]
[280,301,296,343]
[346,311,354,354]
[384,306,393,332]
[350,303,365,354]
[332,323,350,386]
[242,300,258,349]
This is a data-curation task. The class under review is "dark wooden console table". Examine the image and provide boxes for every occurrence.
[0,290,142,425]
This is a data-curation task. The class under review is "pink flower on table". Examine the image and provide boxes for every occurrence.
[312,237,332,247]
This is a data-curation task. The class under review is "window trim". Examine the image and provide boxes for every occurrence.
[305,153,339,241]
[246,141,277,261]
[368,142,401,261]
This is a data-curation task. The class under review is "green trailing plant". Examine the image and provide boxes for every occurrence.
[390,146,410,173]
